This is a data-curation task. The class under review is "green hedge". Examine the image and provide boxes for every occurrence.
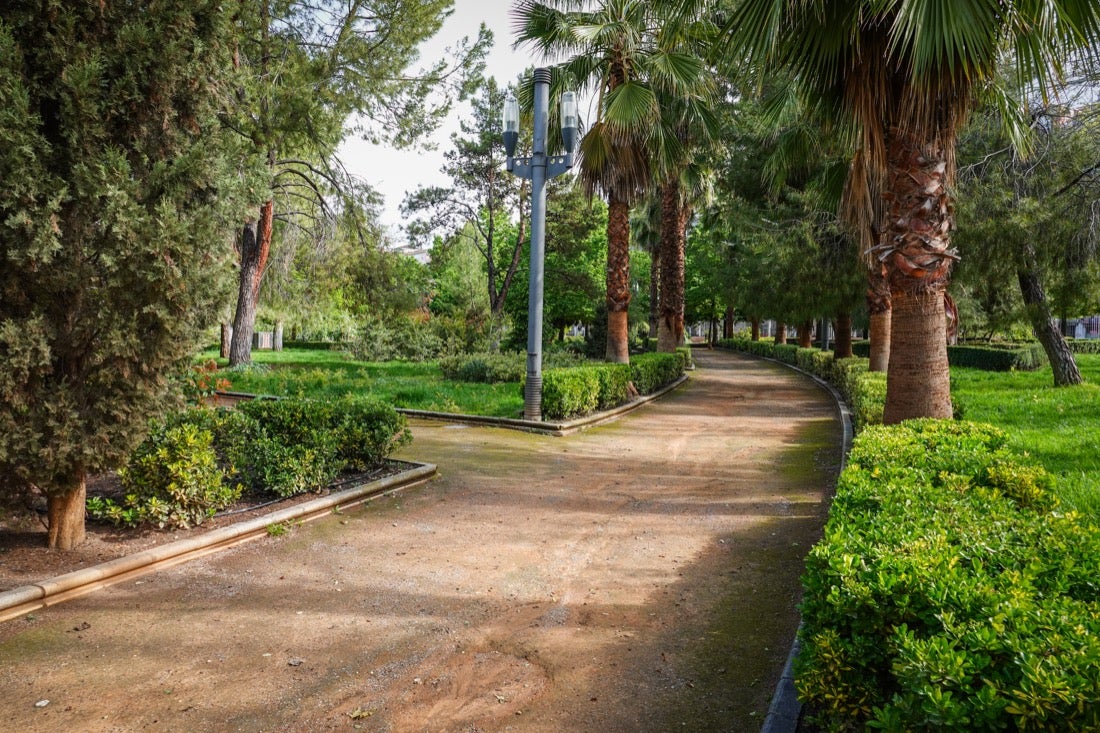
[1067,339,1100,354]
[947,343,1047,371]
[540,351,687,421]
[798,420,1100,732]
[88,398,411,527]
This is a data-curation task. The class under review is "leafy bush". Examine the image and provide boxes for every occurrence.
[541,368,600,419]
[349,314,457,362]
[439,351,526,383]
[630,351,687,394]
[797,420,1100,732]
[89,421,242,529]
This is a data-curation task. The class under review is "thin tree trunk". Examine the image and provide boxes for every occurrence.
[220,323,232,359]
[47,477,86,550]
[229,200,273,367]
[724,306,734,339]
[775,322,786,345]
[881,130,955,420]
[648,241,659,351]
[750,317,760,341]
[1018,256,1082,386]
[605,197,631,363]
[798,320,813,348]
[834,311,853,359]
[884,290,952,423]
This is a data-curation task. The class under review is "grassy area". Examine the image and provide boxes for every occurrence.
[952,353,1100,515]
[199,347,523,418]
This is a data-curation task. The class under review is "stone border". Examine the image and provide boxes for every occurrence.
[0,463,437,623]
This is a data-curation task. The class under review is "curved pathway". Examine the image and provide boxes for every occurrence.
[0,349,841,732]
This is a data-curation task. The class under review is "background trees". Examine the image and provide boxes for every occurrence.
[0,1,244,548]
[223,0,489,365]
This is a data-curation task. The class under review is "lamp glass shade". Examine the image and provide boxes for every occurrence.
[502,95,519,134]
[560,91,577,131]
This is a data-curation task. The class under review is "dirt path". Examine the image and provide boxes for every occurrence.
[0,350,841,733]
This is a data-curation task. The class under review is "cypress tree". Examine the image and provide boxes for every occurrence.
[0,1,243,548]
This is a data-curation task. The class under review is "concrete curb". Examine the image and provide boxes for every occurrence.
[749,352,854,733]
[0,462,437,623]
[397,374,690,435]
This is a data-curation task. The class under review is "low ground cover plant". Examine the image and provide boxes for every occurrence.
[87,397,410,529]
[798,419,1100,732]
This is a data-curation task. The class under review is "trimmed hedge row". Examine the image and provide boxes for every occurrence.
[1068,338,1100,354]
[439,350,586,384]
[798,420,1100,732]
[540,350,689,420]
[88,398,411,528]
[717,338,885,431]
[855,340,1049,371]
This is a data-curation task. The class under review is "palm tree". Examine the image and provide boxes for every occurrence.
[725,0,1100,422]
[513,0,712,362]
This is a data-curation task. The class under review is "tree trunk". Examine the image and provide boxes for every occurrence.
[657,182,688,353]
[884,290,952,423]
[229,200,274,367]
[834,311,853,359]
[723,306,734,339]
[775,322,787,345]
[648,237,659,351]
[881,130,956,421]
[605,197,631,363]
[1017,257,1082,386]
[220,323,232,359]
[866,265,891,372]
[47,478,86,550]
[797,320,813,348]
[751,317,760,341]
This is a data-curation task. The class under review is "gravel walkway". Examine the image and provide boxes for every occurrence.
[0,348,841,732]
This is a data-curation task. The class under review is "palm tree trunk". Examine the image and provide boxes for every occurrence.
[798,320,813,348]
[47,476,86,550]
[229,200,273,367]
[867,266,891,372]
[605,197,631,363]
[884,290,952,422]
[882,131,955,422]
[834,311,853,358]
[657,182,686,352]
[1017,248,1082,386]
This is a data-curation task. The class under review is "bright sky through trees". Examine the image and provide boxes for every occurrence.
[339,3,527,237]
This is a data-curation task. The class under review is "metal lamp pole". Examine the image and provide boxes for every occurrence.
[502,68,578,421]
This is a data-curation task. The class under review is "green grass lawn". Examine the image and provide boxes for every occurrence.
[199,347,523,418]
[952,353,1100,515]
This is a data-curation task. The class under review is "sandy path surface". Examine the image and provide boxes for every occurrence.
[0,349,840,732]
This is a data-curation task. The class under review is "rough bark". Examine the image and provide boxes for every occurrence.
[868,311,891,372]
[797,320,813,348]
[881,131,956,420]
[47,478,86,550]
[657,182,687,353]
[229,200,274,367]
[220,323,232,359]
[1018,257,1083,386]
[775,322,787,345]
[834,311,853,359]
[884,290,953,423]
[866,264,891,372]
[605,197,632,363]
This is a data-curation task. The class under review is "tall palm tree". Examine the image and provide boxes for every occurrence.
[725,0,1100,422]
[513,0,712,362]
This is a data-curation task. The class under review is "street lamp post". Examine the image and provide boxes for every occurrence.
[502,68,578,421]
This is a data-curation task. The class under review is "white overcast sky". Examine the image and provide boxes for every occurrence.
[338,2,538,240]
